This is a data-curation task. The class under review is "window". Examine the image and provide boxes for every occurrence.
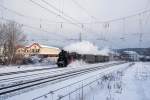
[36,49,40,52]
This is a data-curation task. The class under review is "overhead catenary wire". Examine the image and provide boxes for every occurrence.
[71,0,100,22]
[0,17,68,39]
[39,0,100,34]
[41,0,80,24]
[0,0,150,48]
[1,3,150,25]
[0,3,71,25]
[0,1,85,41]
[30,0,99,35]
[95,9,150,23]
[30,0,81,27]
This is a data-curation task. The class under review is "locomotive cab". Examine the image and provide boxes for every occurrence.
[57,50,68,67]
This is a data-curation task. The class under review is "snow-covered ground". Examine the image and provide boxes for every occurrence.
[0,61,121,93]
[2,62,150,100]
[0,64,56,74]
[80,62,150,100]
[5,62,128,100]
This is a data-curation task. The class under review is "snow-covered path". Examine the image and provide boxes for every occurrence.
[120,62,150,100]
[84,62,150,100]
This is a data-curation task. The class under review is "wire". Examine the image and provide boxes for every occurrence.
[71,0,98,21]
[30,0,98,34]
[41,0,80,23]
[0,2,97,41]
[0,17,68,39]
[0,3,98,25]
[30,0,80,27]
[40,0,99,34]
[95,9,150,23]
[0,3,68,25]
[1,2,150,25]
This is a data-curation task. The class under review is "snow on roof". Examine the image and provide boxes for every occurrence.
[64,41,111,56]
[39,44,60,50]
[25,43,60,50]
[124,51,138,55]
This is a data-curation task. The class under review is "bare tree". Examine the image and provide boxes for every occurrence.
[0,21,26,65]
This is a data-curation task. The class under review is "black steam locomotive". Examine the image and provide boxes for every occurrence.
[57,50,109,67]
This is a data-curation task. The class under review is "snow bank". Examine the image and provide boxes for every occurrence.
[64,41,112,56]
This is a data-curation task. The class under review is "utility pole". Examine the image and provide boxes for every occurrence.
[139,14,143,48]
[0,0,4,18]
[79,32,82,42]
[79,24,84,42]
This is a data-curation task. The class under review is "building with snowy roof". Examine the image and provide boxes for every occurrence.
[120,51,140,61]
[16,43,60,58]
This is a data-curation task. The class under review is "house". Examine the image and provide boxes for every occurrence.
[16,43,60,58]
[38,45,60,57]
[120,51,140,61]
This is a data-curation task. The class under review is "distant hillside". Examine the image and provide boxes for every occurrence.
[116,48,150,56]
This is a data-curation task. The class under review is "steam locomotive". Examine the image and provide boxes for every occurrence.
[57,50,109,67]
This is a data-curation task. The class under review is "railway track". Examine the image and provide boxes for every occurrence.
[0,63,103,85]
[0,67,57,76]
[0,62,125,99]
[0,62,122,86]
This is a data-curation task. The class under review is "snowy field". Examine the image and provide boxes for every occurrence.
[4,62,127,100]
[1,62,150,100]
